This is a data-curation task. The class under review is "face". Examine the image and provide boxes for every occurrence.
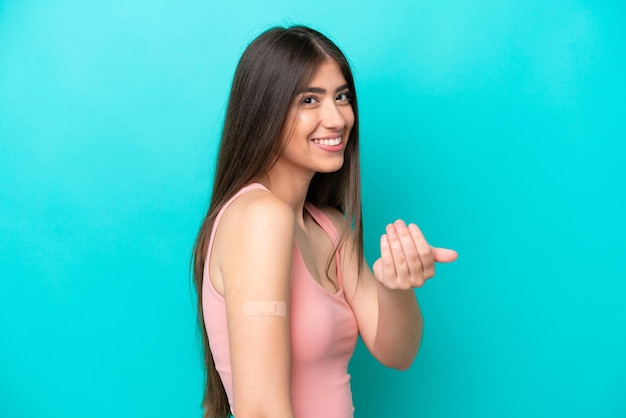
[276,60,355,176]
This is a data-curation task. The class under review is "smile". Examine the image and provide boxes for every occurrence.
[312,136,342,146]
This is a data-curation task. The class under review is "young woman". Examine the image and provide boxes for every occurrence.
[192,25,457,418]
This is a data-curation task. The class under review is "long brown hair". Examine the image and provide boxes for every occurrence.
[192,25,363,418]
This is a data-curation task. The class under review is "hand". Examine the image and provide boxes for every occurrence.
[372,220,457,290]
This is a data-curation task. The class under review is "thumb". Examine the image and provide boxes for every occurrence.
[432,247,458,263]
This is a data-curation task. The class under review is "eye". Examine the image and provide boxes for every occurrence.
[336,92,352,103]
[302,96,318,105]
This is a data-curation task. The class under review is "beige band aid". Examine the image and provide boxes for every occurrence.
[243,300,287,317]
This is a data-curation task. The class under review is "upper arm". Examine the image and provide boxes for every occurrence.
[216,192,295,417]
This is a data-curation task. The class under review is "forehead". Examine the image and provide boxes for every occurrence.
[307,60,347,87]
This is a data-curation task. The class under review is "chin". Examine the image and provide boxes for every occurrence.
[318,155,346,173]
[316,162,345,174]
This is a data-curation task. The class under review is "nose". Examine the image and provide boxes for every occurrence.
[321,101,346,130]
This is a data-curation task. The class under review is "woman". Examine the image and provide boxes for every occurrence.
[192,25,457,418]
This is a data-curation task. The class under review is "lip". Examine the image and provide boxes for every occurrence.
[311,133,344,140]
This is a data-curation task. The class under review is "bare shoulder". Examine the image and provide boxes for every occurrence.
[215,189,296,260]
[220,189,295,236]
[211,189,296,294]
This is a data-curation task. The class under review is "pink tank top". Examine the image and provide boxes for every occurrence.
[202,183,359,417]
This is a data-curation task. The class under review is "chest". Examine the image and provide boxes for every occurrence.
[294,215,339,294]
[289,228,358,365]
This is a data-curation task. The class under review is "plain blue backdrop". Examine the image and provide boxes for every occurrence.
[1,1,624,417]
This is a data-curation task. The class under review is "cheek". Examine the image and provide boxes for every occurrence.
[296,112,317,133]
[281,111,310,143]
[343,107,355,131]
[282,114,314,150]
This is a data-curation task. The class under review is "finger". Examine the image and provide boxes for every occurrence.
[408,223,434,278]
[432,247,458,263]
[386,222,410,280]
[379,234,396,281]
[393,220,422,278]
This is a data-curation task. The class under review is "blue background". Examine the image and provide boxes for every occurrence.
[1,1,624,417]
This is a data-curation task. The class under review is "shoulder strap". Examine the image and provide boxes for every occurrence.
[303,202,344,286]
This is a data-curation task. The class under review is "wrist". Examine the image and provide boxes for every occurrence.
[375,279,418,301]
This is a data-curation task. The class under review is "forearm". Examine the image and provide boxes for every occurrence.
[372,281,423,370]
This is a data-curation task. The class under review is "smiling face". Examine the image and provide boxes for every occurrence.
[275,60,355,178]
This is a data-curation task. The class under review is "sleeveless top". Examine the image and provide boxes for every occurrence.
[202,183,359,417]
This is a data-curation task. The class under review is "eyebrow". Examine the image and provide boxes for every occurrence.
[300,84,350,94]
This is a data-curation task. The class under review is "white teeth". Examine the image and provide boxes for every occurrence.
[313,137,342,146]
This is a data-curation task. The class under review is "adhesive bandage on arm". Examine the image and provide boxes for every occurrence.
[243,300,287,317]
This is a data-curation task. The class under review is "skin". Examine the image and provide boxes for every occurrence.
[209,60,458,418]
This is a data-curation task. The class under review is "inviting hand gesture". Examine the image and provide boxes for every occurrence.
[372,220,458,290]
